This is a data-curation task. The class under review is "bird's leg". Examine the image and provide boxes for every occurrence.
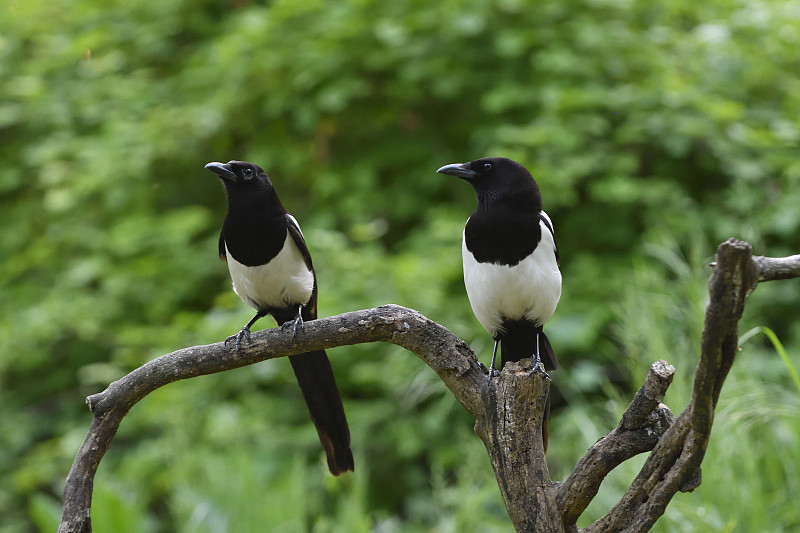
[225,311,265,354]
[487,338,501,381]
[524,332,550,379]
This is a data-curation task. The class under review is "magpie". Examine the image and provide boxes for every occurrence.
[205,160,354,475]
[437,157,561,449]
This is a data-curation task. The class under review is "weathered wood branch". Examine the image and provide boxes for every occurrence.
[59,240,800,533]
[59,305,486,533]
[753,253,800,282]
[581,239,775,533]
[473,361,560,532]
[557,361,676,527]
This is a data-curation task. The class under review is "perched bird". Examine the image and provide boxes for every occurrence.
[206,160,354,475]
[437,157,561,449]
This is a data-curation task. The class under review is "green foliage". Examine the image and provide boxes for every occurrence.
[2,0,799,530]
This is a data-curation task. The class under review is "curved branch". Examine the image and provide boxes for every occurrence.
[58,305,487,533]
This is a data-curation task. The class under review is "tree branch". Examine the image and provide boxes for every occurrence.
[753,254,800,282]
[556,361,676,526]
[60,242,800,533]
[59,305,487,533]
[583,239,762,533]
[473,362,561,532]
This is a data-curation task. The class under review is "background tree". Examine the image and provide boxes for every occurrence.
[2,0,799,531]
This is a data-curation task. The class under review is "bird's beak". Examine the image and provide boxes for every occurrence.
[436,162,478,180]
[205,161,237,181]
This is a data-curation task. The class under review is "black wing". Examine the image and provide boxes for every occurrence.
[285,213,313,271]
[539,211,560,267]
[285,213,317,319]
[218,229,227,262]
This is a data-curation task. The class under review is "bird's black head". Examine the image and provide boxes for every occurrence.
[205,160,279,208]
[205,160,270,185]
[437,157,542,211]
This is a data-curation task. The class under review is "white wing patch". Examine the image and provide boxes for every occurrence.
[226,233,314,311]
[286,214,304,238]
[462,215,562,337]
[540,211,554,231]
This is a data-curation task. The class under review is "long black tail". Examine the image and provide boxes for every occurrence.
[289,350,354,475]
[272,297,353,476]
[500,320,557,371]
[499,319,557,453]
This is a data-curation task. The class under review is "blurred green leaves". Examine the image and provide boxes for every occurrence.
[2,0,800,530]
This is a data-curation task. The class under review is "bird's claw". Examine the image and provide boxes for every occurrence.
[292,306,303,342]
[283,306,304,341]
[524,354,550,379]
[292,316,303,340]
[224,327,251,354]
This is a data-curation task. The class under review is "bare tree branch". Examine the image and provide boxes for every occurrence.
[59,305,486,533]
[754,254,800,282]
[583,239,761,533]
[557,361,676,526]
[473,362,560,532]
[59,242,800,533]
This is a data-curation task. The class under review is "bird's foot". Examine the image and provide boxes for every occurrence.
[224,327,252,354]
[290,315,303,340]
[282,307,304,341]
[523,353,550,379]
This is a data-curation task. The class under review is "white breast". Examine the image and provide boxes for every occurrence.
[462,218,562,337]
[226,233,314,311]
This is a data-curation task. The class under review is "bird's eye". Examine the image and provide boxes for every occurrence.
[243,168,253,179]
[483,162,493,171]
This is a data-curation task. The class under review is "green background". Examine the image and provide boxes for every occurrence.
[2,0,799,531]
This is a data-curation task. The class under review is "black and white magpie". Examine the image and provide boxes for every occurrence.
[438,157,561,448]
[206,160,354,475]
